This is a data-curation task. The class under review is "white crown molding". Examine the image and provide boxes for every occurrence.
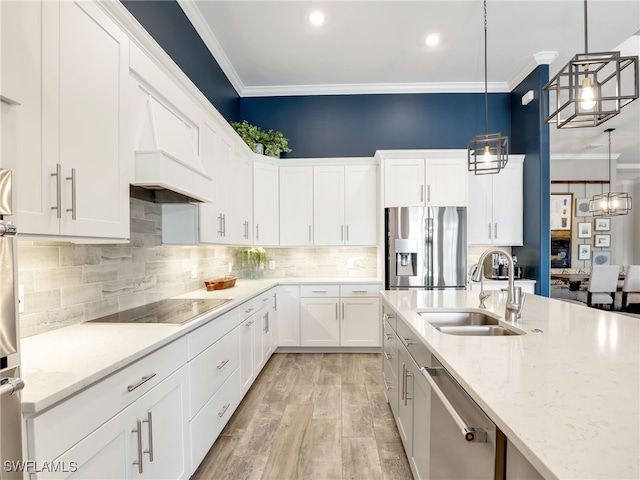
[241,81,510,97]
[507,51,558,91]
[176,0,244,96]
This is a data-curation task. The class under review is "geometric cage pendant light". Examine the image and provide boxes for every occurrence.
[543,0,639,129]
[589,128,632,216]
[468,0,508,175]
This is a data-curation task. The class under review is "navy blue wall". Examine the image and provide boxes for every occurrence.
[511,66,551,296]
[121,0,240,121]
[239,93,511,158]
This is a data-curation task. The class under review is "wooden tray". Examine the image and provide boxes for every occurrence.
[204,276,237,291]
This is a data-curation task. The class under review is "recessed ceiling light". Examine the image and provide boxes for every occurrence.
[425,34,440,47]
[309,11,325,26]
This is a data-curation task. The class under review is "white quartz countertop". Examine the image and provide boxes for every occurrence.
[20,276,381,413]
[380,289,640,480]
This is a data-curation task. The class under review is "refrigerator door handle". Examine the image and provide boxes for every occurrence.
[425,215,433,288]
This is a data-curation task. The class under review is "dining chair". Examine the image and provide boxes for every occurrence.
[620,265,640,311]
[576,265,620,310]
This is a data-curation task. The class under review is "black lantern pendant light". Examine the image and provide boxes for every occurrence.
[468,0,508,175]
[589,128,632,216]
[543,0,639,129]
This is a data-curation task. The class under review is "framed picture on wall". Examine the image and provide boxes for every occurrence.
[578,244,591,260]
[577,222,592,238]
[550,193,573,230]
[594,218,611,231]
[575,198,592,216]
[594,234,611,248]
[593,251,611,265]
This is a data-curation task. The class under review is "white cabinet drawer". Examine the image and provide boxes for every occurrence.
[254,288,275,311]
[189,326,239,419]
[300,285,340,297]
[27,337,188,463]
[339,284,381,297]
[239,298,257,321]
[188,308,238,360]
[190,367,241,470]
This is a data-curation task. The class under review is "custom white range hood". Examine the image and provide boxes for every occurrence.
[129,42,212,203]
[133,95,212,202]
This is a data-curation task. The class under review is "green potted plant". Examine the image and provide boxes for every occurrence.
[264,129,292,157]
[230,120,263,153]
[237,246,268,279]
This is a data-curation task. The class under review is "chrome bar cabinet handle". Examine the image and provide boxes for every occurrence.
[256,223,260,240]
[217,359,230,370]
[143,411,154,462]
[132,420,143,473]
[218,403,230,417]
[51,163,62,218]
[66,167,76,220]
[127,373,156,392]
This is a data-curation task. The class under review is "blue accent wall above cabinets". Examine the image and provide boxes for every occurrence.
[239,93,511,158]
[121,0,240,121]
[511,65,551,297]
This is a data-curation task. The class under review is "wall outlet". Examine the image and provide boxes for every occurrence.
[18,284,24,313]
[268,260,276,270]
[191,265,198,279]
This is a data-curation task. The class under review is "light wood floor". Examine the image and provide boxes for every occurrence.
[191,353,413,480]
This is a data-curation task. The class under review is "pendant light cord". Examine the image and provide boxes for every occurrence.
[484,0,489,136]
[583,0,589,53]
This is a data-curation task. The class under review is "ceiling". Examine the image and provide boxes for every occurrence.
[178,0,640,173]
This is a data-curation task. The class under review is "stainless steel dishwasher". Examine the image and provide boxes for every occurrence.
[419,356,505,480]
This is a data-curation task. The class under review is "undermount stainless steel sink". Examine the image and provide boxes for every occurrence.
[418,311,523,336]
[435,325,520,336]
[419,311,499,327]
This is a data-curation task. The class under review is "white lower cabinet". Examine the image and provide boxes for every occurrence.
[340,286,380,347]
[276,285,300,347]
[35,366,191,480]
[396,345,415,452]
[300,297,340,347]
[239,310,256,395]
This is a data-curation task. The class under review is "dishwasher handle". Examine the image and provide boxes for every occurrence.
[0,377,25,397]
[421,367,487,443]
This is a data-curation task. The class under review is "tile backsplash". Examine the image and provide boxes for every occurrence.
[18,198,379,337]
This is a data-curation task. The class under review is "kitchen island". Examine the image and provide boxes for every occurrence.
[381,289,639,480]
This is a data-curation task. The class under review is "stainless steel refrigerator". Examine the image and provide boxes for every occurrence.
[0,168,25,478]
[386,206,467,290]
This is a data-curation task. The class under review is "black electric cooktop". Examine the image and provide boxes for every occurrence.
[85,298,232,325]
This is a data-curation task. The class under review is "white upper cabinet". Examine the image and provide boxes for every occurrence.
[313,166,345,246]
[14,0,131,240]
[231,150,253,245]
[253,159,279,246]
[279,166,314,246]
[380,151,468,208]
[344,165,377,245]
[313,164,377,246]
[468,157,524,246]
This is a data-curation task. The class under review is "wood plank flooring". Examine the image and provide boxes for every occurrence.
[191,353,413,480]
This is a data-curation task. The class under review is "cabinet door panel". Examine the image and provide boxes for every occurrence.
[253,160,279,246]
[139,366,190,480]
[38,406,133,480]
[384,159,425,207]
[397,346,414,454]
[412,367,432,480]
[56,0,129,238]
[300,298,340,347]
[427,158,467,207]
[344,165,377,246]
[467,172,493,245]
[240,315,255,395]
[492,163,523,245]
[341,298,380,347]
[313,166,345,245]
[277,285,300,347]
[279,166,313,245]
